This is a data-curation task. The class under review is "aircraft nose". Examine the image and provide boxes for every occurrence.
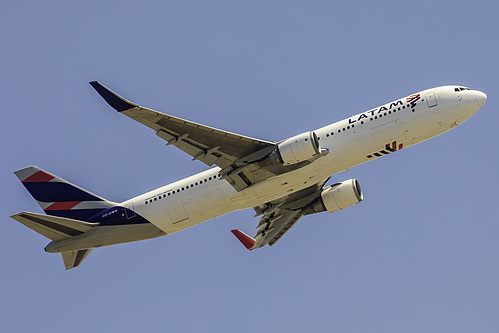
[475,90,487,108]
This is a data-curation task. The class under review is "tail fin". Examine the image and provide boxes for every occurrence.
[15,166,116,221]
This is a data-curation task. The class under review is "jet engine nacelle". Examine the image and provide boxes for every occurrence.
[259,131,321,167]
[278,131,320,165]
[302,179,363,215]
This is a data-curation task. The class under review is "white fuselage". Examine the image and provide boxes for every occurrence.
[121,86,485,236]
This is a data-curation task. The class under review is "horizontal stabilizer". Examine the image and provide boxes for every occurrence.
[11,212,99,241]
[62,249,93,270]
[231,229,255,251]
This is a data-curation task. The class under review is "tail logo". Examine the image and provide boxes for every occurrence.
[15,166,115,221]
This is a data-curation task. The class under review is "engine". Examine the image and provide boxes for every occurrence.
[302,179,363,215]
[260,131,321,167]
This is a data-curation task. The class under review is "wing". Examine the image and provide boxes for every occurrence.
[90,81,278,190]
[232,178,330,249]
[252,209,303,249]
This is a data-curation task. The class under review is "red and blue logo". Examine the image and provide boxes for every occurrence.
[406,94,421,103]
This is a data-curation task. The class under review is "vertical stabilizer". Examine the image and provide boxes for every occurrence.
[15,166,116,221]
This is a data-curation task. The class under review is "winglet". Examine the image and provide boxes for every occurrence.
[89,81,138,112]
[231,229,255,251]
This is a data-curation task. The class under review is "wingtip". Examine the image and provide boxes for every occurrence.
[89,81,137,112]
[231,229,255,251]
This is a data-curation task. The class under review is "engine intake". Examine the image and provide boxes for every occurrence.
[302,179,363,215]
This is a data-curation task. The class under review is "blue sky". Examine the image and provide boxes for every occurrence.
[2,1,498,332]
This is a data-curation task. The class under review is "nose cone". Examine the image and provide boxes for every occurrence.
[475,91,487,108]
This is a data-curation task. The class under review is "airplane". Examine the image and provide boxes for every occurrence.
[11,82,487,269]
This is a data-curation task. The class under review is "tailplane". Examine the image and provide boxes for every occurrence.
[11,212,98,241]
[13,166,114,270]
[11,212,99,270]
[61,249,93,270]
[15,166,116,221]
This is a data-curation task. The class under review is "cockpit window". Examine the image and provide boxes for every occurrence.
[455,87,470,92]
